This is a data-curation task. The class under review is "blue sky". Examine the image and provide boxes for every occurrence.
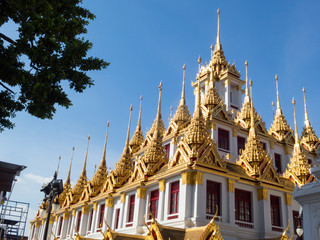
[1,1,320,235]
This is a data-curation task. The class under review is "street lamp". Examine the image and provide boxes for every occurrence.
[40,171,63,240]
[296,207,303,239]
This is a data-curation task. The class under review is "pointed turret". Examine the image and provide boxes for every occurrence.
[235,62,261,129]
[237,81,272,178]
[58,147,74,205]
[148,83,165,138]
[90,122,109,191]
[130,97,144,153]
[114,106,134,178]
[269,75,292,141]
[283,98,312,187]
[144,82,166,174]
[71,136,90,203]
[300,88,318,151]
[185,78,208,149]
[172,65,191,129]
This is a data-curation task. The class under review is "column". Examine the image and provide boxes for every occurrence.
[193,172,204,225]
[80,205,89,236]
[256,188,270,232]
[135,187,146,234]
[61,212,70,239]
[91,202,98,233]
[232,128,238,160]
[46,216,54,240]
[158,180,166,222]
[103,198,114,232]
[284,193,293,234]
[181,171,195,226]
[227,179,235,224]
[119,193,126,228]
[224,79,230,111]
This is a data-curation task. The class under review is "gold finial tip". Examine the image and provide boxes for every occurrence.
[302,87,305,92]
[72,146,75,150]
[183,64,186,70]
[107,121,110,127]
[292,97,296,105]
[249,79,253,86]
[130,105,133,111]
[170,105,173,110]
[275,74,278,80]
[140,95,143,100]
[217,8,220,15]
[272,101,274,106]
[210,44,213,50]
[198,56,202,64]
[245,60,248,66]
[158,81,163,90]
[88,135,90,140]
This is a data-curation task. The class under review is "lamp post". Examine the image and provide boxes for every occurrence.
[40,171,63,240]
[296,208,303,240]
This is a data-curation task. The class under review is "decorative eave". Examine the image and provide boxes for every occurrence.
[301,125,319,152]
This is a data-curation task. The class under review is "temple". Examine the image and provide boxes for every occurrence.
[29,9,318,240]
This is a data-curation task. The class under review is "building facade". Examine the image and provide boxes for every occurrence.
[30,10,318,240]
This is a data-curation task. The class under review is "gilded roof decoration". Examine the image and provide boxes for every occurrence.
[58,147,74,205]
[130,96,144,153]
[171,64,191,131]
[283,98,313,187]
[300,88,319,152]
[269,75,293,142]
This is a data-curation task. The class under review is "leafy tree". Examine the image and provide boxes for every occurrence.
[0,0,109,131]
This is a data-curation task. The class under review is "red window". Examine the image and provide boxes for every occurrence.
[170,181,179,214]
[87,208,93,233]
[235,189,252,222]
[165,144,170,158]
[206,181,220,215]
[218,128,229,151]
[237,136,246,154]
[149,190,159,219]
[274,153,282,174]
[115,208,120,229]
[128,195,135,222]
[270,195,281,227]
[57,216,63,236]
[308,159,312,166]
[262,142,266,151]
[97,204,105,230]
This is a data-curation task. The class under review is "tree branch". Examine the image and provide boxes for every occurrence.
[0,81,14,94]
[0,33,16,45]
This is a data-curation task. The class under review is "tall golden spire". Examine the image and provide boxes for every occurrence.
[90,123,109,194]
[144,82,166,174]
[148,82,165,137]
[114,106,134,178]
[215,9,222,51]
[172,65,191,128]
[237,80,271,178]
[71,136,90,203]
[198,56,202,72]
[58,147,74,204]
[244,60,250,103]
[301,88,318,151]
[65,146,75,187]
[130,96,144,153]
[283,98,312,187]
[269,75,292,141]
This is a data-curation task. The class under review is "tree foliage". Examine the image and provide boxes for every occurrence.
[0,0,109,131]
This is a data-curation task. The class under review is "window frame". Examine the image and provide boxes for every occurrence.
[127,195,135,223]
[206,180,221,216]
[169,181,179,214]
[87,208,94,234]
[149,189,160,219]
[237,136,246,155]
[274,153,282,174]
[115,208,120,229]
[97,203,105,231]
[270,195,281,227]
[235,189,252,223]
[218,128,230,151]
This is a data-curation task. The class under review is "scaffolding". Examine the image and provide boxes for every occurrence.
[0,200,29,240]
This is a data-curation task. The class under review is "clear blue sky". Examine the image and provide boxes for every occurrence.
[1,1,320,235]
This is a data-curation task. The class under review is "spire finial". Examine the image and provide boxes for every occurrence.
[244,60,249,102]
[170,106,173,119]
[82,136,90,177]
[125,105,133,152]
[292,98,299,145]
[302,87,310,127]
[101,121,110,167]
[210,44,214,58]
[275,74,282,115]
[66,146,75,185]
[56,156,61,177]
[249,80,256,138]
[216,9,221,49]
[272,101,275,118]
[137,96,143,131]
[154,81,163,139]
[198,56,202,72]
[180,64,186,105]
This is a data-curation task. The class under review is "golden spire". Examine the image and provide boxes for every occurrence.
[148,82,165,137]
[114,106,134,178]
[71,136,90,203]
[144,82,166,174]
[283,98,312,187]
[170,106,173,119]
[272,101,275,118]
[58,147,74,204]
[269,75,292,141]
[215,9,222,51]
[275,74,282,116]
[185,78,208,147]
[210,44,213,58]
[300,87,318,151]
[172,65,191,128]
[65,146,75,187]
[130,96,144,153]
[198,56,202,72]
[302,87,310,127]
[249,80,256,137]
[90,123,109,193]
[244,60,250,103]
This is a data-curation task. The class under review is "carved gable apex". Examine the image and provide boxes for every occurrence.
[62,192,72,208]
[79,186,91,202]
[130,160,147,182]
[197,140,224,168]
[260,161,281,183]
[169,143,190,167]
